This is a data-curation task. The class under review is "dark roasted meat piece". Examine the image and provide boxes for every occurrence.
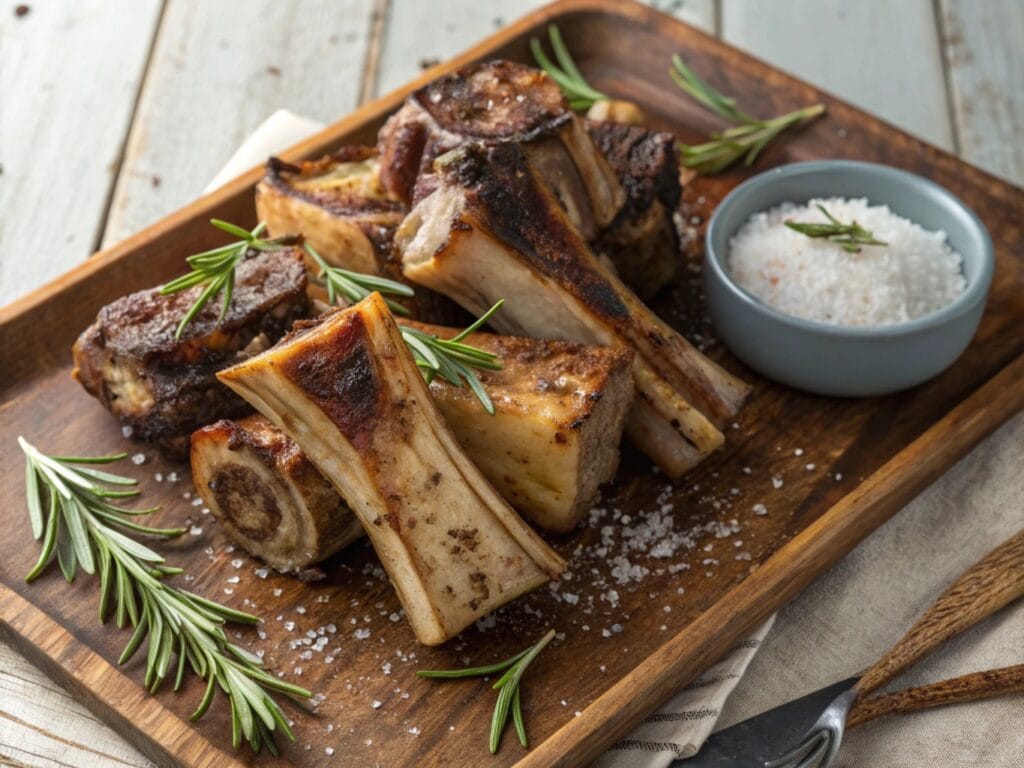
[72,248,310,458]
[377,59,624,239]
[586,119,683,298]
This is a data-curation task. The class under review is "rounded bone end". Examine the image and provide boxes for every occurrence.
[190,415,363,572]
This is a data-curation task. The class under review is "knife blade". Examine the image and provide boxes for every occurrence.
[679,677,858,767]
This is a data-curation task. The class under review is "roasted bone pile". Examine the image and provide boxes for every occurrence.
[72,59,748,645]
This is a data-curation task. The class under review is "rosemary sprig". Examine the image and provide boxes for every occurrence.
[161,219,414,339]
[304,243,414,316]
[418,629,555,753]
[399,301,505,415]
[784,203,888,253]
[670,55,825,174]
[531,25,607,110]
[18,437,311,755]
[159,220,295,340]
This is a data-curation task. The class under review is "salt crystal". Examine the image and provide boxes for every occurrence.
[772,476,783,489]
[325,747,334,756]
[806,463,816,471]
[742,467,752,475]
[794,448,804,456]
[835,473,843,481]
[752,503,768,516]
[371,700,382,709]
[296,606,307,614]
[189,525,203,536]
[354,628,371,640]
[121,425,134,438]
[284,621,296,631]
[408,727,420,736]
[273,588,283,597]
[154,472,163,483]
[227,576,239,584]
[167,471,179,483]
[130,453,146,465]
[223,588,233,595]
[255,568,269,579]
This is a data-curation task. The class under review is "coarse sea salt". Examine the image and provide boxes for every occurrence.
[728,197,966,326]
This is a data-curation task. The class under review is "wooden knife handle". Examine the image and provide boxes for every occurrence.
[847,664,1024,729]
[853,529,1024,696]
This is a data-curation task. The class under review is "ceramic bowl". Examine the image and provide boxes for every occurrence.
[704,160,994,397]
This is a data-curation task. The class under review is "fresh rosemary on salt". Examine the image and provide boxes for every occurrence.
[784,203,888,253]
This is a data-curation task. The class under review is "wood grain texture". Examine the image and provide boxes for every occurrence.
[99,0,377,249]
[847,663,1024,729]
[938,0,1024,184]
[371,0,715,98]
[854,530,1024,695]
[0,0,163,305]
[0,642,151,768]
[0,1,1019,768]
[721,0,954,150]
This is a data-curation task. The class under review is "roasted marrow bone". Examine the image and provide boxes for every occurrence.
[256,150,462,325]
[398,144,749,477]
[586,120,682,299]
[377,59,624,239]
[72,249,310,458]
[191,415,362,572]
[217,294,565,645]
[192,327,633,567]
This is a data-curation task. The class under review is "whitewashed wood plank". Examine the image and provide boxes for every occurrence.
[0,642,153,768]
[938,0,1024,185]
[0,0,162,305]
[371,0,715,98]
[721,0,954,150]
[100,0,378,248]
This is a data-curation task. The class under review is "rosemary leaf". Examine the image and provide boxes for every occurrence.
[784,203,888,253]
[305,243,414,316]
[399,300,504,414]
[419,628,555,754]
[17,437,311,754]
[531,25,607,109]
[160,220,296,340]
[670,55,825,174]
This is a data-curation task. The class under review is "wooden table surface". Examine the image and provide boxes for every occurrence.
[1,1,1021,766]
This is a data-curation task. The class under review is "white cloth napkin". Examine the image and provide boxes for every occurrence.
[210,110,776,766]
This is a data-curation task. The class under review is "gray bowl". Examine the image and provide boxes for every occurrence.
[704,160,994,397]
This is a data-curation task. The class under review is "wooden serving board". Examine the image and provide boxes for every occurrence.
[1,2,1022,766]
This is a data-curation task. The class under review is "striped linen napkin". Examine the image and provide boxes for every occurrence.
[211,110,775,766]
